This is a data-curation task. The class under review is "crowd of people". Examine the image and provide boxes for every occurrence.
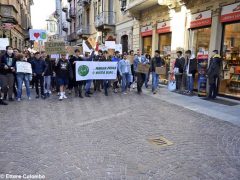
[0,45,221,106]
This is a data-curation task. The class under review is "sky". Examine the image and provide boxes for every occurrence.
[31,0,56,29]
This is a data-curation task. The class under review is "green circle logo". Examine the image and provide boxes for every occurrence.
[78,65,89,76]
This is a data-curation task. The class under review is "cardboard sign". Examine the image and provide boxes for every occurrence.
[105,41,116,49]
[137,63,150,73]
[0,38,9,50]
[16,62,32,74]
[156,67,166,75]
[85,37,96,50]
[108,49,115,56]
[29,29,47,41]
[66,46,83,55]
[45,42,66,55]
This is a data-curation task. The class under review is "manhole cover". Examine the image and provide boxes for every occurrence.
[147,136,173,147]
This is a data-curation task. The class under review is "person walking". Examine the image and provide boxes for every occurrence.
[206,50,222,99]
[174,51,185,91]
[134,50,147,94]
[184,50,197,95]
[0,46,16,101]
[43,54,53,97]
[119,53,132,94]
[145,54,151,88]
[83,51,94,97]
[150,50,165,94]
[112,51,121,93]
[15,53,32,101]
[94,50,106,92]
[31,52,47,99]
[55,53,73,101]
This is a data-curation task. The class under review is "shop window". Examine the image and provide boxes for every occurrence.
[142,36,152,55]
[189,27,211,56]
[159,33,171,56]
[220,22,240,98]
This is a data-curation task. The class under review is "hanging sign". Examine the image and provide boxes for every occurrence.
[190,10,212,28]
[141,25,152,37]
[157,21,171,34]
[221,2,240,23]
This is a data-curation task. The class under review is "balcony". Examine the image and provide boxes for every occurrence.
[67,32,77,42]
[0,5,18,25]
[62,22,68,32]
[69,8,76,18]
[76,25,90,36]
[94,11,116,30]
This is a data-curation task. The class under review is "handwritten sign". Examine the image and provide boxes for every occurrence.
[45,42,66,54]
[16,62,32,74]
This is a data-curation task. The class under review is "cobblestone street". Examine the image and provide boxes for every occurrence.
[0,91,240,180]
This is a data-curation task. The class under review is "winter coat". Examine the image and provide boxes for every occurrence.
[184,55,197,78]
[31,58,47,75]
[150,56,165,72]
[174,56,185,73]
[0,53,16,75]
[44,58,53,76]
[206,54,222,84]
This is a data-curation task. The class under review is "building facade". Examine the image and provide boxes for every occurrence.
[0,0,33,50]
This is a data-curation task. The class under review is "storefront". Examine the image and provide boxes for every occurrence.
[189,10,212,90]
[141,25,153,55]
[157,20,172,84]
[219,2,240,99]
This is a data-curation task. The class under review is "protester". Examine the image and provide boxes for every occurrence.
[0,57,8,105]
[129,50,135,88]
[184,50,197,95]
[145,54,151,88]
[15,53,32,101]
[103,51,111,96]
[134,50,147,94]
[119,53,132,94]
[43,54,53,97]
[31,52,47,99]
[0,46,16,101]
[174,51,185,91]
[112,51,121,93]
[150,50,165,94]
[55,53,73,101]
[94,50,106,92]
[83,52,94,97]
[206,50,222,99]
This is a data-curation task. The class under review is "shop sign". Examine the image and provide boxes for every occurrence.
[141,25,152,37]
[190,10,212,28]
[157,21,171,34]
[221,2,240,23]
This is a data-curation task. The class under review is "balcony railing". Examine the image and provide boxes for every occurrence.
[67,32,77,42]
[76,25,90,36]
[0,5,18,25]
[69,8,76,18]
[94,11,116,28]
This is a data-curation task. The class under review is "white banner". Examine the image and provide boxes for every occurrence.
[76,61,117,81]
[0,38,9,50]
[16,62,32,74]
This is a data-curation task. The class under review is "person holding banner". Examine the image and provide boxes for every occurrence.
[119,53,132,94]
[31,52,47,99]
[55,53,73,101]
[150,50,165,94]
[134,50,147,94]
[112,51,121,93]
[15,53,32,101]
[94,50,106,92]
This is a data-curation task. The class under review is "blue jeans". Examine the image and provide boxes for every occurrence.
[103,80,109,95]
[85,80,92,93]
[17,73,31,98]
[121,73,130,92]
[152,72,159,92]
[187,76,194,92]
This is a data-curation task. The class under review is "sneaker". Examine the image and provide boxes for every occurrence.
[114,89,118,93]
[57,92,60,96]
[41,95,46,99]
[79,94,83,98]
[85,93,91,97]
[124,92,127,95]
[59,95,63,101]
[153,91,157,94]
[17,98,21,102]
[63,94,67,99]
[28,97,31,100]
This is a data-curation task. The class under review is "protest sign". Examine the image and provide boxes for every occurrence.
[136,63,150,74]
[29,29,47,41]
[83,40,93,53]
[105,41,115,49]
[85,37,96,50]
[0,38,9,50]
[156,66,166,75]
[66,46,83,55]
[76,61,118,81]
[16,62,32,74]
[45,42,66,54]
[115,44,122,54]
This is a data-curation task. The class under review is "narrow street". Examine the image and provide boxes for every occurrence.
[0,90,240,179]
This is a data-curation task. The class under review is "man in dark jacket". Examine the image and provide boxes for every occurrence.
[43,54,53,97]
[174,51,185,91]
[0,46,16,101]
[0,59,8,105]
[206,50,221,99]
[185,50,197,95]
[150,50,165,94]
[31,52,47,99]
[94,50,106,92]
